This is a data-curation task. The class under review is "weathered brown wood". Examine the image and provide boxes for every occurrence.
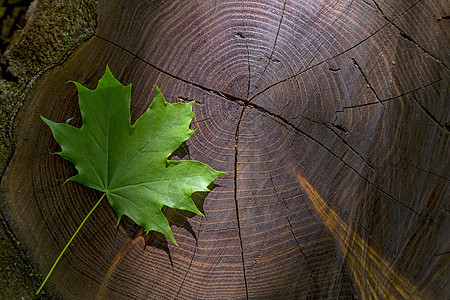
[1,0,448,299]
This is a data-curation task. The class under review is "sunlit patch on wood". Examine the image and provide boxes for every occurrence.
[296,174,424,299]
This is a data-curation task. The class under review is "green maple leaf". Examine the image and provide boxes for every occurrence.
[37,66,225,294]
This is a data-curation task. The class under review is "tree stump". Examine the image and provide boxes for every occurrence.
[1,0,448,299]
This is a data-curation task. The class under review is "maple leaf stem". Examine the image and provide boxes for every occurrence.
[36,193,106,295]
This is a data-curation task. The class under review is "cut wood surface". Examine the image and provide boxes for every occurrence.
[1,0,449,299]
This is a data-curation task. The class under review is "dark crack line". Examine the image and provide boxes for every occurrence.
[411,95,448,132]
[249,0,431,101]
[291,159,403,258]
[335,244,358,298]
[86,216,116,242]
[374,0,423,20]
[246,101,426,220]
[248,22,389,101]
[242,3,251,99]
[256,0,287,82]
[372,0,449,70]
[288,166,378,297]
[341,76,448,109]
[331,163,347,185]
[174,229,200,299]
[234,107,249,300]
[350,56,383,106]
[285,215,321,290]
[283,0,350,91]
[94,34,248,105]
[265,170,320,289]
[245,32,251,100]
[270,0,288,53]
[94,33,396,210]
[95,21,434,224]
[361,0,374,7]
[248,235,269,270]
[285,103,375,172]
[249,0,350,102]
[281,157,402,259]
[406,163,450,182]
[324,123,375,171]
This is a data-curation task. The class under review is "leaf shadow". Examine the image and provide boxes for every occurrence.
[168,140,190,160]
[119,140,218,267]
[119,186,217,267]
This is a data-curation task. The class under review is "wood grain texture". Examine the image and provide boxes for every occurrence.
[1,0,448,299]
